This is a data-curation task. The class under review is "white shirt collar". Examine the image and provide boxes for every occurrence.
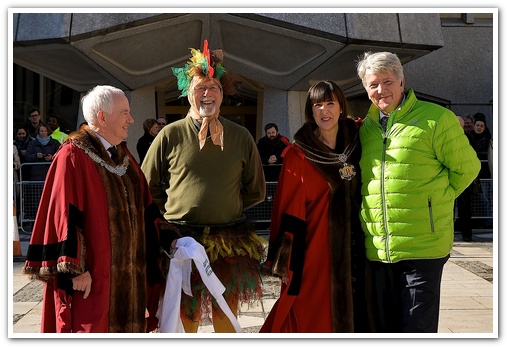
[95,133,115,150]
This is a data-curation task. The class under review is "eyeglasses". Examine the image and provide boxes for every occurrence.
[30,114,40,117]
[158,122,166,126]
[194,85,221,94]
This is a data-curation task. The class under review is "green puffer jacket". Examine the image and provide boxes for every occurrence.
[359,89,481,263]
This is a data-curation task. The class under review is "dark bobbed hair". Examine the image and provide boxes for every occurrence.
[304,80,348,126]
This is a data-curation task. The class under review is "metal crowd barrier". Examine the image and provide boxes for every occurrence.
[244,181,278,236]
[248,178,493,237]
[245,181,278,222]
[18,162,50,234]
[17,162,493,236]
[470,178,493,220]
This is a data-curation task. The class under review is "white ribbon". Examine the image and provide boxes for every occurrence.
[157,236,242,333]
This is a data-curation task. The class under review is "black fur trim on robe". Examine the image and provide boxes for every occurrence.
[24,203,86,281]
[270,214,307,295]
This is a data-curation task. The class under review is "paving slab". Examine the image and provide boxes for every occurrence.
[11,233,496,336]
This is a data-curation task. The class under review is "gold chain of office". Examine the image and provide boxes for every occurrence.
[72,140,130,176]
[294,137,358,180]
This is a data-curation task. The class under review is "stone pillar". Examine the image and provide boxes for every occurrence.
[261,87,290,140]
[127,86,156,163]
[287,90,307,141]
[260,87,307,142]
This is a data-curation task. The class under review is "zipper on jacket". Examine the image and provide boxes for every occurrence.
[428,197,435,233]
[382,132,390,261]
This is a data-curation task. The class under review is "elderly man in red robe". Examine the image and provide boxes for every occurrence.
[22,85,176,333]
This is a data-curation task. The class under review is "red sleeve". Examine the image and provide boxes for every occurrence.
[24,143,86,274]
[266,146,307,262]
[269,146,306,240]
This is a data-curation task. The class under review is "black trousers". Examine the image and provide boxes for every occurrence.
[456,187,473,239]
[369,255,450,333]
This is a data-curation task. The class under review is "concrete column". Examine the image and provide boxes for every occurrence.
[260,87,307,142]
[127,86,156,163]
[261,87,290,140]
[287,90,307,141]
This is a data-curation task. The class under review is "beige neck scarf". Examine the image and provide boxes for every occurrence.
[188,76,224,151]
[198,115,224,151]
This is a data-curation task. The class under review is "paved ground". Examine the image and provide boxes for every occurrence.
[11,229,496,336]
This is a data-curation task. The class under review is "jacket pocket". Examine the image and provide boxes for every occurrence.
[428,197,435,233]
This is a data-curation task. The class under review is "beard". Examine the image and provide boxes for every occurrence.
[199,103,216,118]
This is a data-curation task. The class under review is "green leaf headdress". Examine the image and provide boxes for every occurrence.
[172,39,227,98]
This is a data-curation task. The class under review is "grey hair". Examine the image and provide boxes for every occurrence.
[81,85,125,125]
[356,51,404,86]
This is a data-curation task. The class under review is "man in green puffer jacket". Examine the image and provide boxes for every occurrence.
[356,51,481,333]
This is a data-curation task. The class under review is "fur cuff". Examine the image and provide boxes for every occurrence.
[272,233,292,284]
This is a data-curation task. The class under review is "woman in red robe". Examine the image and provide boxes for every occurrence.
[260,81,376,333]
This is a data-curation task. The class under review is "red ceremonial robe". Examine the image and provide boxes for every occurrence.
[260,120,374,333]
[22,127,162,333]
[260,144,335,332]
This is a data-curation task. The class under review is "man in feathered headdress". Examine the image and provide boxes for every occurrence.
[141,40,266,333]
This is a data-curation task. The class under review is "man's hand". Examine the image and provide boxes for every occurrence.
[72,271,92,299]
[268,155,277,164]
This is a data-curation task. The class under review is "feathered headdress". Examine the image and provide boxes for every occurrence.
[172,39,228,98]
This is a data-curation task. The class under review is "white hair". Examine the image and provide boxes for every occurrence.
[81,85,125,125]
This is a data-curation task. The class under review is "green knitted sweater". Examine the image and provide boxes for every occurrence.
[141,115,265,226]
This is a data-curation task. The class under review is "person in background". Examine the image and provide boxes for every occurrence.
[13,144,21,204]
[466,113,493,226]
[488,138,493,179]
[260,80,375,333]
[356,51,481,333]
[13,127,33,203]
[463,114,475,135]
[157,116,167,130]
[136,118,159,165]
[455,116,479,242]
[22,85,171,333]
[472,112,492,178]
[47,115,69,143]
[25,108,42,139]
[24,123,61,181]
[141,40,266,333]
[13,126,32,164]
[471,113,493,228]
[256,123,290,166]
